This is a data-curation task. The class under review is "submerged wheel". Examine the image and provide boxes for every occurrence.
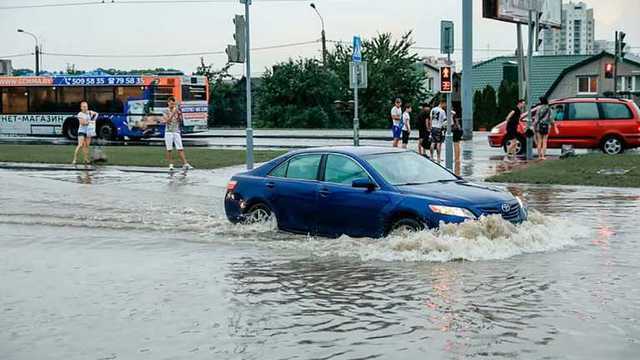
[244,203,272,224]
[601,136,624,155]
[389,218,424,236]
[98,122,117,140]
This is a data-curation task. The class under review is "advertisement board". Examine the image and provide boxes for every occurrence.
[483,0,562,29]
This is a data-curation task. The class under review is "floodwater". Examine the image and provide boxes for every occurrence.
[1,146,640,359]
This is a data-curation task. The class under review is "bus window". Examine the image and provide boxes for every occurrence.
[86,87,115,113]
[29,87,57,113]
[152,86,174,109]
[2,87,28,114]
[115,86,144,113]
[56,87,84,112]
[181,85,207,101]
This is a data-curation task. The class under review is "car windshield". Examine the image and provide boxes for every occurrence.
[364,151,458,186]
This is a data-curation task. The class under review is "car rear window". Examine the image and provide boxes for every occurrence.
[601,103,633,120]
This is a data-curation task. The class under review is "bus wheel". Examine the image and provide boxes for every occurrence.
[63,118,79,140]
[98,122,117,141]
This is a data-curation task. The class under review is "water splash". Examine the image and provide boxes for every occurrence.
[268,211,590,262]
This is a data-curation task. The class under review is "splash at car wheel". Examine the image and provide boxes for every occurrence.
[244,203,272,224]
[389,218,424,236]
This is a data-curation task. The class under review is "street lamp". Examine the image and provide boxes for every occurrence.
[17,29,40,75]
[310,3,327,65]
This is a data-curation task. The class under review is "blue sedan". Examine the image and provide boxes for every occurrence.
[225,147,527,238]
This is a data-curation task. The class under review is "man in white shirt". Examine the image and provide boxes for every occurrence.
[429,99,447,163]
[390,98,403,148]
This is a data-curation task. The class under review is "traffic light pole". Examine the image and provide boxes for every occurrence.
[526,9,534,161]
[243,0,254,170]
[462,0,473,140]
[614,31,619,94]
[445,52,453,170]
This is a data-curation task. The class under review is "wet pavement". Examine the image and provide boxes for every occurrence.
[1,140,640,360]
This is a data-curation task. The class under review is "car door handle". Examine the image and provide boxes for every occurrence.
[319,188,330,197]
[266,181,275,189]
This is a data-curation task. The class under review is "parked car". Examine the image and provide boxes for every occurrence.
[488,98,640,155]
[225,147,527,238]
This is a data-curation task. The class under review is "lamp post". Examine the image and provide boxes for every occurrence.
[310,3,327,65]
[17,29,40,75]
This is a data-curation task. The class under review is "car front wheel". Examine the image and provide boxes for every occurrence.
[503,135,527,155]
[389,218,424,236]
[243,203,273,224]
[601,136,624,155]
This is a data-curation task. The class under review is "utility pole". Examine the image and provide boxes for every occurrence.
[525,9,535,161]
[17,29,39,75]
[310,3,327,65]
[461,0,473,140]
[241,0,253,169]
[614,31,619,94]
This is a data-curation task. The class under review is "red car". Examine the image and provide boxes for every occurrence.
[489,98,640,155]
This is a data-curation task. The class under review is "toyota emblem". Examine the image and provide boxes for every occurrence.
[501,203,511,213]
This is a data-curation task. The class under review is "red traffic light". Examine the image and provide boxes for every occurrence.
[605,63,614,79]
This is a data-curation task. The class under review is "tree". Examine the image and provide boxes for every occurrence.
[256,58,346,129]
[497,80,519,126]
[472,85,498,130]
[326,32,425,129]
[195,61,246,128]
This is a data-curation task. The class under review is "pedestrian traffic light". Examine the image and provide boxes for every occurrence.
[605,63,614,79]
[535,11,544,52]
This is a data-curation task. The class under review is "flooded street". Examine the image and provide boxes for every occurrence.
[1,144,640,359]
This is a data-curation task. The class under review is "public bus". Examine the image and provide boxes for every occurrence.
[0,73,209,140]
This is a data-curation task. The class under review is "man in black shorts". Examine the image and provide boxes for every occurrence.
[505,99,525,157]
[416,103,430,156]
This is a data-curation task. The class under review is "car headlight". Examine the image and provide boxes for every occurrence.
[429,205,477,219]
[515,196,527,210]
[490,127,501,134]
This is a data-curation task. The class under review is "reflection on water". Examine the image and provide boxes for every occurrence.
[1,160,640,359]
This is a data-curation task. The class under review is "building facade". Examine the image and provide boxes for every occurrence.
[546,52,640,103]
[542,1,595,55]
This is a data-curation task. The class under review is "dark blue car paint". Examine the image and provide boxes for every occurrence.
[224,147,527,238]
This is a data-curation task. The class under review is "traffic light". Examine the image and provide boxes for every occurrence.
[605,63,614,79]
[226,15,246,63]
[535,12,544,52]
[618,31,627,58]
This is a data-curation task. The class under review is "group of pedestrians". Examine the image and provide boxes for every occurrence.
[504,96,559,160]
[71,96,193,171]
[391,98,463,164]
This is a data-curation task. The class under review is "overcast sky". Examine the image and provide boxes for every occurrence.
[0,0,638,76]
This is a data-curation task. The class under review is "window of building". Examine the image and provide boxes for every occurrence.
[28,87,57,113]
[2,87,28,114]
[577,76,598,94]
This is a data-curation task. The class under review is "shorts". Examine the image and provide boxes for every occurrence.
[164,132,184,150]
[392,125,402,140]
[430,128,444,144]
[78,126,88,138]
[504,131,518,142]
[402,130,410,144]
[453,129,464,143]
[418,128,428,141]
[421,137,431,149]
[537,123,550,136]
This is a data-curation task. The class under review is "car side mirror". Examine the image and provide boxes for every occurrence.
[352,178,376,191]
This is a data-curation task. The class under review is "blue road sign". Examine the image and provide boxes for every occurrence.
[352,36,362,63]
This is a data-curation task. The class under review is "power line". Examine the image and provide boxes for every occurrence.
[38,39,319,58]
[0,53,34,58]
[0,0,309,10]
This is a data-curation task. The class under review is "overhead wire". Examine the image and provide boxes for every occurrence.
[0,0,310,10]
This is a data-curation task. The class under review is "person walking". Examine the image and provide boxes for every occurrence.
[416,103,430,156]
[390,98,403,148]
[401,104,412,149]
[161,96,193,171]
[429,99,447,163]
[72,101,98,166]
[534,97,558,160]
[504,99,526,158]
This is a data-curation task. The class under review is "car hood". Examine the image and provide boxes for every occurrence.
[396,181,515,207]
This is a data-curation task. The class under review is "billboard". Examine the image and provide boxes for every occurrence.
[483,0,562,29]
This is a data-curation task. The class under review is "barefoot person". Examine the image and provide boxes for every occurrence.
[401,104,412,149]
[429,99,447,163]
[505,99,525,158]
[161,96,193,171]
[72,101,98,166]
[534,97,558,160]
